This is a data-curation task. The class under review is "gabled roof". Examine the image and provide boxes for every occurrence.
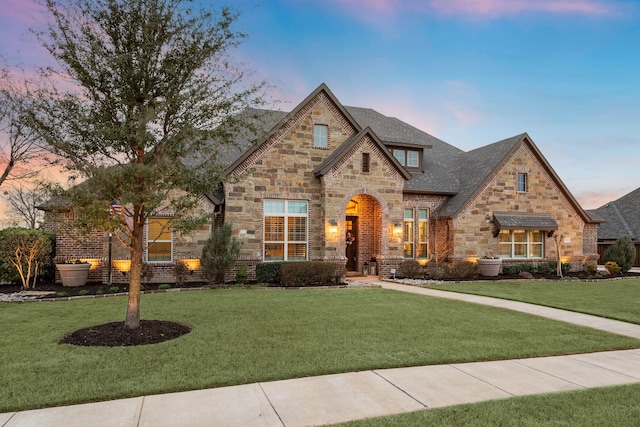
[222,83,361,176]
[313,127,411,180]
[589,187,640,241]
[436,133,594,224]
[215,84,593,224]
[437,134,525,216]
[345,107,462,194]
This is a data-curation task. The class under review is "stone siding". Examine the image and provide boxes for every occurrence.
[451,143,595,269]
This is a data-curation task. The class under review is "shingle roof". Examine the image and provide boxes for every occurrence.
[494,212,559,231]
[436,134,525,216]
[344,107,463,194]
[589,187,640,241]
[218,85,593,224]
[312,127,411,180]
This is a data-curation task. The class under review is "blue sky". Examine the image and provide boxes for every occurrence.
[2,0,639,210]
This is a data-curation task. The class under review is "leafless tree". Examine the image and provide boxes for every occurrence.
[2,180,54,229]
[0,67,45,189]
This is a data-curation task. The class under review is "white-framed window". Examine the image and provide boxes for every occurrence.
[498,230,544,258]
[147,218,172,262]
[264,200,308,261]
[517,173,528,192]
[417,208,429,258]
[407,150,419,168]
[392,148,421,168]
[313,124,328,148]
[404,207,414,258]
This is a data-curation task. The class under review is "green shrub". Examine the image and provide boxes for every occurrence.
[158,284,171,290]
[536,262,556,275]
[425,262,477,280]
[174,260,189,286]
[449,262,477,279]
[56,292,67,298]
[200,223,240,284]
[399,260,423,279]
[78,289,90,296]
[585,263,598,274]
[96,289,104,295]
[280,262,345,287]
[603,236,636,273]
[605,261,621,275]
[109,286,120,293]
[256,262,286,284]
[235,264,248,284]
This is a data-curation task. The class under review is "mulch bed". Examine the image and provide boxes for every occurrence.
[1,281,200,347]
[60,320,191,347]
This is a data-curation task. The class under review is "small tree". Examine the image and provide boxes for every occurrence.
[0,228,53,289]
[200,223,240,284]
[603,236,636,273]
[27,0,269,329]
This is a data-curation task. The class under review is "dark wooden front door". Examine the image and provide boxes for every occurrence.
[346,216,358,271]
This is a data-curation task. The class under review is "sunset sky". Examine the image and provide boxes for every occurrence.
[1,0,639,224]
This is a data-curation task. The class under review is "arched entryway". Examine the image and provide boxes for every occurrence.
[343,194,383,273]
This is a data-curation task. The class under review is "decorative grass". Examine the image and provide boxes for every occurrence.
[1,288,639,412]
[430,279,640,324]
[336,383,640,426]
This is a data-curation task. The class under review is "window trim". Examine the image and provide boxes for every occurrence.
[146,217,172,262]
[403,207,414,258]
[517,173,528,193]
[417,208,429,258]
[263,200,308,262]
[313,124,328,148]
[390,147,422,170]
[498,229,544,259]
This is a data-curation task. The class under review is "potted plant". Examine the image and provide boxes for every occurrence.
[56,260,91,287]
[477,254,502,277]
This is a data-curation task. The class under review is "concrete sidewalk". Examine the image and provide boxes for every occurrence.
[3,281,640,427]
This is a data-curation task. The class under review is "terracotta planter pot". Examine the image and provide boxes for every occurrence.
[477,259,502,277]
[56,263,91,287]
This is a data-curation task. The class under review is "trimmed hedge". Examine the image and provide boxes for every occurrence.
[279,261,346,287]
[256,261,345,286]
[255,262,286,284]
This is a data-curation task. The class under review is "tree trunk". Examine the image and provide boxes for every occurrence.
[125,209,144,329]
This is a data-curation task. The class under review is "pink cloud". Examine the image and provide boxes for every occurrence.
[323,0,620,22]
[428,0,617,16]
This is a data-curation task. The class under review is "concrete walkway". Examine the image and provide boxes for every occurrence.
[3,280,640,427]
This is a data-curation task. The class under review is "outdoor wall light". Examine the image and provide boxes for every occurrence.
[328,219,338,234]
[393,222,403,234]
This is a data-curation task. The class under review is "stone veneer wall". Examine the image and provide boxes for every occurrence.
[451,143,597,269]
[223,91,425,278]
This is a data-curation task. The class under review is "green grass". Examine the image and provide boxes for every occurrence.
[335,383,640,426]
[430,279,640,324]
[1,288,639,413]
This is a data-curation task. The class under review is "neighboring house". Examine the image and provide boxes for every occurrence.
[42,83,600,283]
[588,187,640,267]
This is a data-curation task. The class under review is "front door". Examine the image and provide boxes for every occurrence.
[346,216,358,271]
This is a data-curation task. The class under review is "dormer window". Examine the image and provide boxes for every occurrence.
[391,147,421,169]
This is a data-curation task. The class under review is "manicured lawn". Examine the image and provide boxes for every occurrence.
[1,288,639,412]
[430,279,640,324]
[335,383,640,426]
